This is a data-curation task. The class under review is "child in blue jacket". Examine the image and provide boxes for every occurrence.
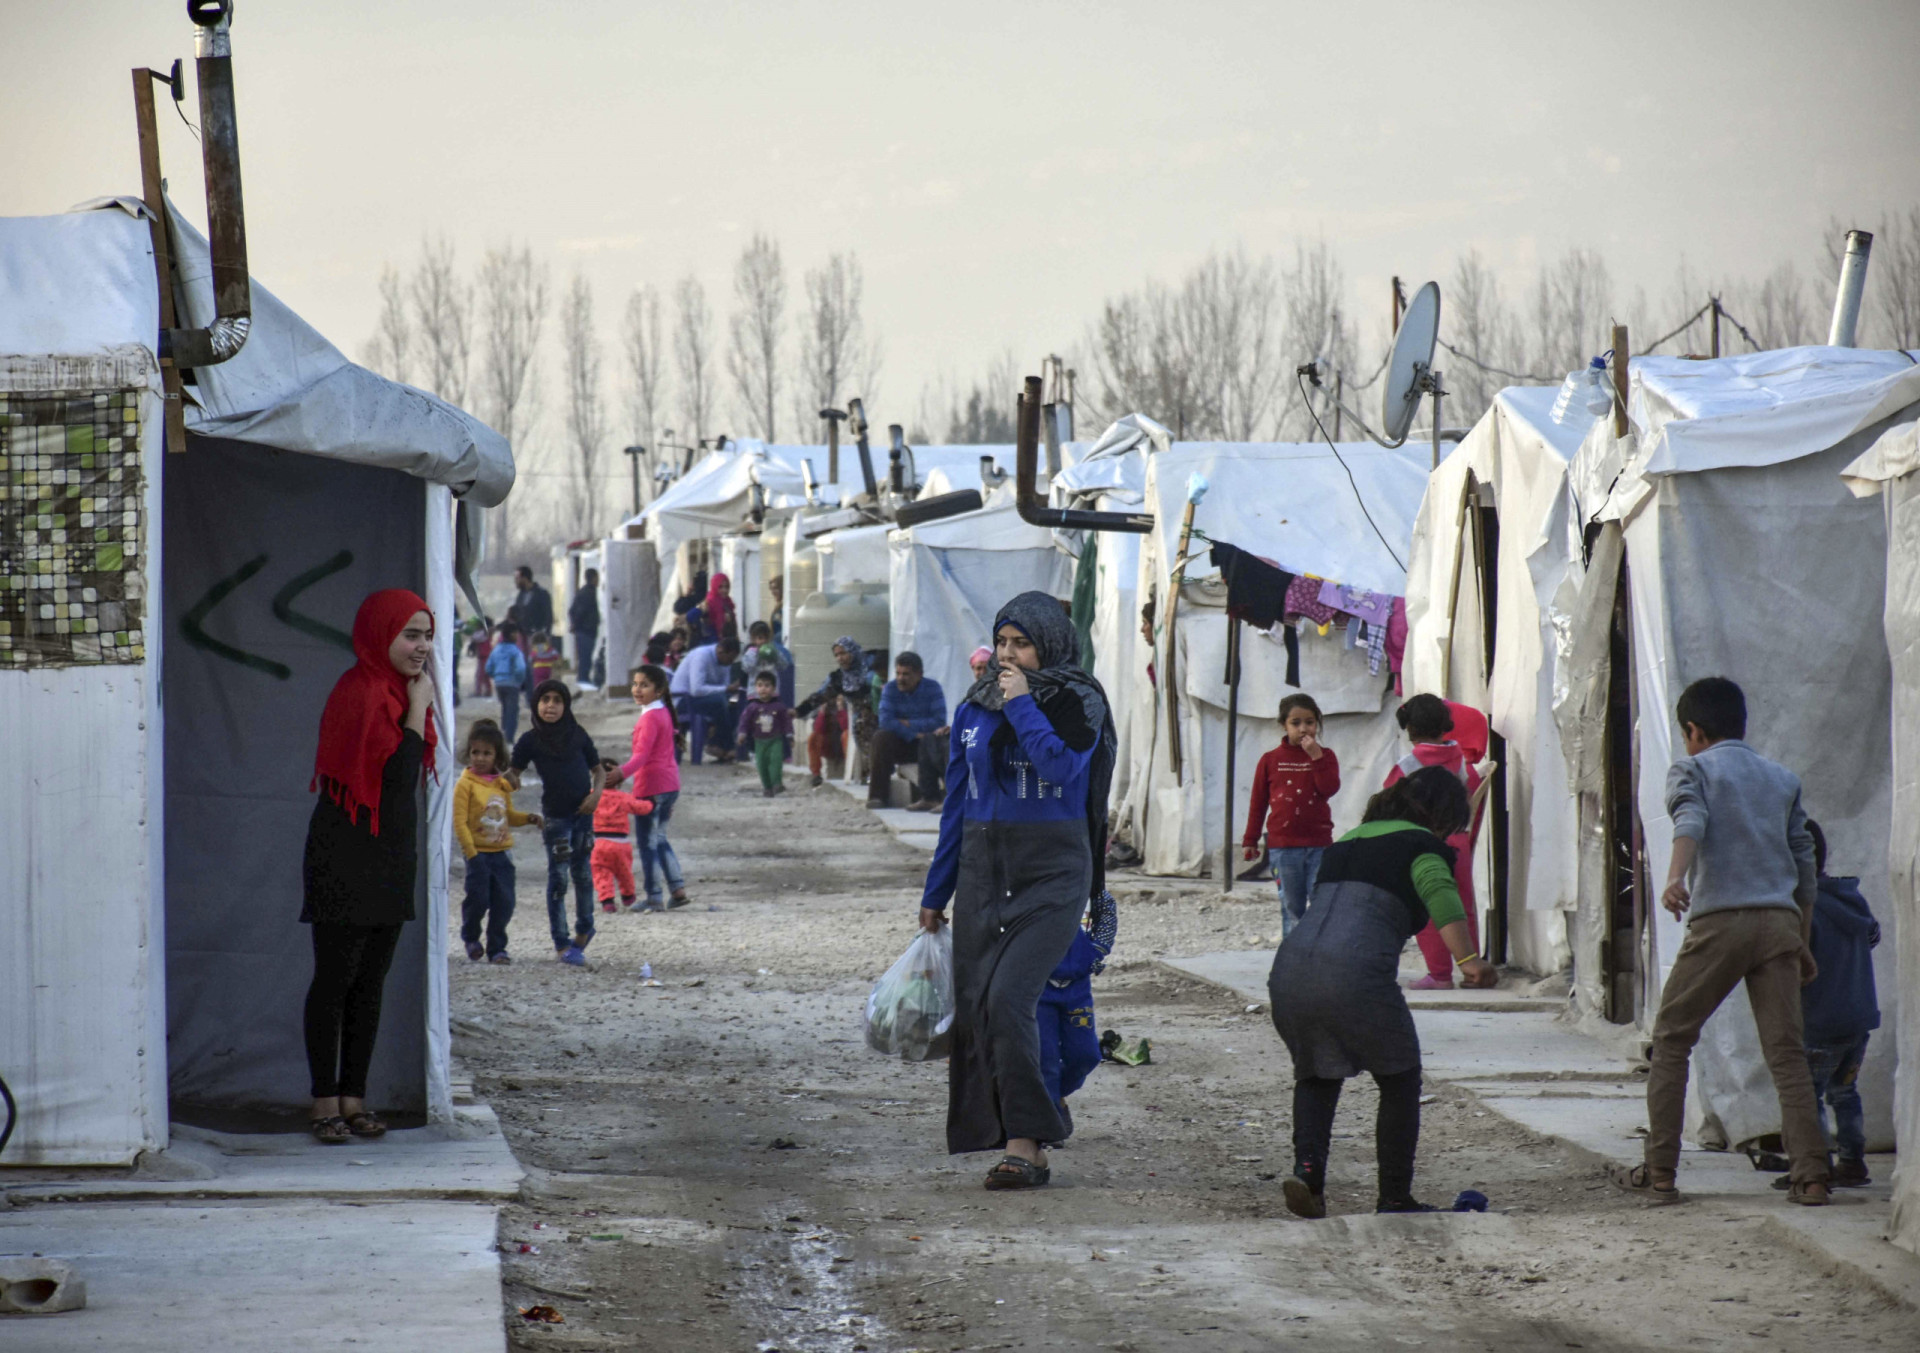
[1037,889,1118,1135]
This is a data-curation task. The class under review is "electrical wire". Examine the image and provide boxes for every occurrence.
[1713,302,1764,353]
[1638,300,1716,354]
[0,1071,15,1159]
[1434,339,1559,384]
[1296,370,1406,574]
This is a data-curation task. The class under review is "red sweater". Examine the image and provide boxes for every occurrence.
[1243,742,1341,849]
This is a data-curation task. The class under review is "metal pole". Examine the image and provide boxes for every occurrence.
[133,67,188,453]
[1223,617,1240,893]
[1332,371,1343,440]
[1163,498,1198,782]
[1828,229,1875,347]
[1430,377,1443,471]
[1611,325,1630,439]
[1709,298,1721,359]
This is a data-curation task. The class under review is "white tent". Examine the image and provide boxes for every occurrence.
[1400,386,1593,978]
[887,485,1078,709]
[1,199,511,1164]
[1841,417,1920,1255]
[1128,439,1433,879]
[1421,346,1919,1156]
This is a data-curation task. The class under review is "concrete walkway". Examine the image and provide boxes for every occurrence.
[1163,946,1920,1311]
[1,1105,522,1350]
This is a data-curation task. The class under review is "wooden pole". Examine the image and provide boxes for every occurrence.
[133,69,188,454]
[1709,298,1721,359]
[1163,499,1198,782]
[1222,616,1241,892]
[1441,473,1475,700]
[1332,371,1344,440]
[1611,324,1630,439]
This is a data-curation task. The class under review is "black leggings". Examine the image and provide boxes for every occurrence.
[304,923,403,1100]
[1291,1066,1423,1203]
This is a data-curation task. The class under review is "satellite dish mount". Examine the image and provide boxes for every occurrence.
[1302,280,1449,468]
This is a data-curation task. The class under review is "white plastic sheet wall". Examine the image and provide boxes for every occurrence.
[1879,468,1920,1254]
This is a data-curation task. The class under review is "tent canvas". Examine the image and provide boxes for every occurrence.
[2,199,510,1163]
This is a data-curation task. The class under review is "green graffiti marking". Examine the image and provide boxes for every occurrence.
[179,554,292,680]
[271,550,355,652]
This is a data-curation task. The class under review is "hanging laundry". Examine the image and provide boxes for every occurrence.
[1386,596,1409,693]
[1361,620,1387,675]
[1316,579,1395,628]
[1209,542,1294,631]
[1284,573,1339,628]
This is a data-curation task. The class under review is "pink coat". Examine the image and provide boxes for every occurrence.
[619,702,680,798]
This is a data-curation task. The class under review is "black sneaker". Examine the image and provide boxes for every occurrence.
[1375,1197,1439,1214]
[1282,1176,1326,1219]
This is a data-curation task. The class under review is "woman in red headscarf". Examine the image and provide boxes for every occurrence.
[704,571,737,640]
[301,590,438,1144]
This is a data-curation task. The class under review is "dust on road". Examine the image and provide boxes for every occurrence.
[449,701,1909,1352]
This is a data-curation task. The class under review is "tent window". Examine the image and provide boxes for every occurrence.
[0,389,146,668]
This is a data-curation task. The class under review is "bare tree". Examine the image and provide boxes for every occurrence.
[621,284,668,492]
[726,233,787,440]
[477,242,550,552]
[363,265,413,383]
[410,236,471,406]
[559,274,608,536]
[1874,207,1920,348]
[1277,242,1354,439]
[673,274,716,451]
[1527,248,1612,376]
[1445,250,1520,420]
[794,252,875,436]
[1730,263,1820,349]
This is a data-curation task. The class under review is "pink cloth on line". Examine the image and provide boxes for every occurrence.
[618,702,681,798]
[1284,574,1339,627]
[1386,596,1409,692]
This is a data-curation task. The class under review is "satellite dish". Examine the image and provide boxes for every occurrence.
[1381,281,1440,444]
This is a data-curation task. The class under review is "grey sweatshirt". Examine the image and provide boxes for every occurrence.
[1664,740,1817,921]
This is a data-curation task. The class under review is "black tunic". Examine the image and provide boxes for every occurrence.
[301,728,425,926]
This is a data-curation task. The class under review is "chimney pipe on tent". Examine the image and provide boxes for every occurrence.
[1013,375,1154,534]
[819,406,846,485]
[1828,229,1874,348]
[163,0,251,367]
[846,398,879,500]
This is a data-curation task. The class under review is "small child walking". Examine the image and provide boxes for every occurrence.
[485,625,529,743]
[737,671,795,797]
[1385,694,1484,990]
[454,720,541,963]
[1612,676,1830,1206]
[1037,890,1118,1136]
[529,630,561,689]
[1242,693,1341,937]
[510,680,605,965]
[590,760,655,914]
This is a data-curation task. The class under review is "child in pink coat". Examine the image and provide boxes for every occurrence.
[620,664,687,909]
[1385,694,1485,989]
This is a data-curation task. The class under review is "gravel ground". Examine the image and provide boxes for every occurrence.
[448,698,1912,1352]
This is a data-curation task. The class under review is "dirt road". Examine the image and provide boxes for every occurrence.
[450,702,1909,1352]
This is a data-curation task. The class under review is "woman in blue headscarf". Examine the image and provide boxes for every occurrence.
[919,591,1117,1189]
[796,635,878,784]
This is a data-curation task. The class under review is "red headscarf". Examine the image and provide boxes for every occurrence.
[312,589,439,835]
[704,571,735,637]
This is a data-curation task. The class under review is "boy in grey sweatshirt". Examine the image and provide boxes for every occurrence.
[1612,677,1830,1206]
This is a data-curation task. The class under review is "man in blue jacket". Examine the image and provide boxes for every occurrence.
[1776,820,1881,1188]
[867,651,948,811]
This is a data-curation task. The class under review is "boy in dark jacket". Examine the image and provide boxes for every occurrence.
[736,671,795,797]
[1776,820,1880,1187]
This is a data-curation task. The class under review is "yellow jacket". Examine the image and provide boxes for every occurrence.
[454,769,534,858]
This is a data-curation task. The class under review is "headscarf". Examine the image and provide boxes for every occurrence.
[705,571,736,636]
[969,645,993,672]
[964,590,1119,894]
[526,678,582,760]
[827,635,868,696]
[312,589,438,836]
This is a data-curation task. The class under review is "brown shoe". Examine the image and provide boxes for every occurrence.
[1608,1162,1680,1204]
[1788,1179,1830,1206]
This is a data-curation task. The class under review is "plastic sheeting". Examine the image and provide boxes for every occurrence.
[887,489,1077,711]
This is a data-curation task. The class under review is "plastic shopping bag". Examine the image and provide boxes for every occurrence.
[864,928,955,1061]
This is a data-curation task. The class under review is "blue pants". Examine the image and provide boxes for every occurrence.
[1037,976,1101,1107]
[543,814,595,950]
[1807,1033,1870,1163]
[682,693,735,755]
[1269,846,1324,938]
[460,851,516,957]
[635,789,685,902]
[496,685,522,743]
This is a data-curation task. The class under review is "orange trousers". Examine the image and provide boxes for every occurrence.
[590,838,635,903]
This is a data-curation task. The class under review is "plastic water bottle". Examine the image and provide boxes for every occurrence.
[639,962,652,980]
[1552,357,1611,424]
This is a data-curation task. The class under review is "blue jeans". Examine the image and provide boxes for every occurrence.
[496,686,521,743]
[1037,976,1101,1106]
[543,814,595,950]
[635,789,685,902]
[460,851,516,957]
[681,693,735,755]
[1807,1033,1870,1163]
[1269,846,1324,938]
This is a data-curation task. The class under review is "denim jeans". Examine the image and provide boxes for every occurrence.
[1807,1033,1870,1163]
[1269,846,1324,938]
[460,850,516,957]
[634,789,685,902]
[543,814,595,950]
[495,685,521,743]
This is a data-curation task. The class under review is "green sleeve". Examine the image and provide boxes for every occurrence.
[1410,851,1467,929]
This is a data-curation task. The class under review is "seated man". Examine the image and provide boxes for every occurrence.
[867,650,948,811]
[669,635,743,762]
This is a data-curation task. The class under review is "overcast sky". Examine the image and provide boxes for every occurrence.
[7,0,1919,438]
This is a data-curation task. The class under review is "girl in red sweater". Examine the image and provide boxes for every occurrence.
[1242,693,1342,936]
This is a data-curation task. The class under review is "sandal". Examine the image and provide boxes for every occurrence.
[343,1111,387,1139]
[309,1116,351,1145]
[1608,1162,1679,1204]
[1788,1179,1830,1207]
[984,1154,1050,1190]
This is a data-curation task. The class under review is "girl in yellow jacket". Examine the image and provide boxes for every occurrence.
[454,719,541,962]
